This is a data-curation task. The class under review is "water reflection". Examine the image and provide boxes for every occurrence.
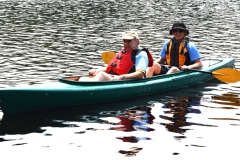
[0,89,239,158]
[0,102,154,134]
[118,147,143,157]
[100,106,155,157]
[160,97,201,135]
[207,93,240,125]
[212,93,240,107]
[0,113,76,136]
[109,106,155,132]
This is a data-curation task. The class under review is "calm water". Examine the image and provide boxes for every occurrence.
[0,0,240,159]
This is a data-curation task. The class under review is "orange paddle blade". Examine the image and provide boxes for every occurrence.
[212,68,240,83]
[102,51,116,64]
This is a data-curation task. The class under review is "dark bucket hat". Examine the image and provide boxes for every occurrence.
[169,22,189,35]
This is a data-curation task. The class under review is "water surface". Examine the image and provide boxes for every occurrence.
[0,0,240,159]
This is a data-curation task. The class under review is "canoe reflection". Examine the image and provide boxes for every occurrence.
[160,97,201,134]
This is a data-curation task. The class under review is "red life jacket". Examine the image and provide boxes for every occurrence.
[106,48,153,75]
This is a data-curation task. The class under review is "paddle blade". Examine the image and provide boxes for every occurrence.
[212,68,240,83]
[102,51,116,64]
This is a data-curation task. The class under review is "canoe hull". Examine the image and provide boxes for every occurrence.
[0,58,235,114]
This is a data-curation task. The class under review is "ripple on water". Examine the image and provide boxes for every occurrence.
[0,0,240,159]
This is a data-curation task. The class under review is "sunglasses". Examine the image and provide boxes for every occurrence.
[172,29,185,33]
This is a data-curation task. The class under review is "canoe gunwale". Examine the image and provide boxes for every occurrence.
[58,58,228,86]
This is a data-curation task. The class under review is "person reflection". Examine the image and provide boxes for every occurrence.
[109,106,155,143]
[110,106,155,132]
[160,97,201,134]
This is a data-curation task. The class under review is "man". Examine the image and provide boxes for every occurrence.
[146,22,202,76]
[83,30,153,81]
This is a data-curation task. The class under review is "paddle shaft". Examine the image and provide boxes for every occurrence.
[188,68,240,83]
[187,69,212,75]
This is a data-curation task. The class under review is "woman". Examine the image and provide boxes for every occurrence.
[146,21,202,76]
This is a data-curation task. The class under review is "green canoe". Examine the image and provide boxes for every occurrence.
[0,58,236,114]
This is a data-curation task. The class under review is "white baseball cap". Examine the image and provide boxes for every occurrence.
[122,31,139,40]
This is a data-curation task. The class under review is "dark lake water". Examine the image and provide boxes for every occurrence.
[0,0,240,159]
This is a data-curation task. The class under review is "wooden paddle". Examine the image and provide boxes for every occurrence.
[101,51,240,83]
